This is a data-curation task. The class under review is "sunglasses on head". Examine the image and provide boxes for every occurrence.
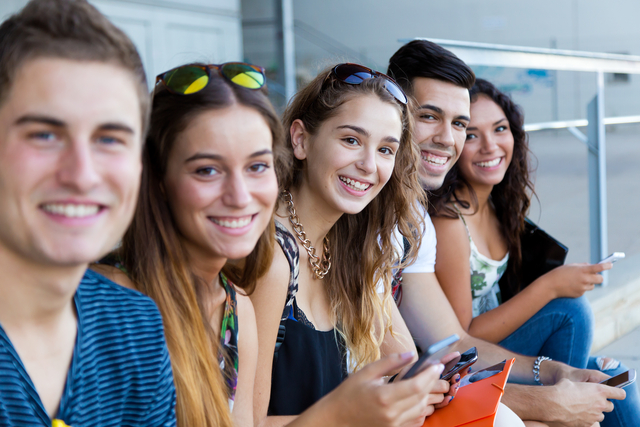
[330,63,408,105]
[155,62,266,95]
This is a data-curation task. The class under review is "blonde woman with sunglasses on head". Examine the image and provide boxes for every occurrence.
[93,62,287,427]
[250,64,457,427]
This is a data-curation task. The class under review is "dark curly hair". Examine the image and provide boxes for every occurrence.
[428,78,535,294]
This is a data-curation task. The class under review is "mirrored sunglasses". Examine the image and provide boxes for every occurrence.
[156,62,266,95]
[331,63,408,105]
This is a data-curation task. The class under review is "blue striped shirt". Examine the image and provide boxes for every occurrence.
[0,269,176,427]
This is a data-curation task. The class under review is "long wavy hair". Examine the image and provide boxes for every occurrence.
[281,66,426,371]
[118,65,287,427]
[428,78,535,294]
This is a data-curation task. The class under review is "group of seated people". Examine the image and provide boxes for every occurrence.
[0,0,638,426]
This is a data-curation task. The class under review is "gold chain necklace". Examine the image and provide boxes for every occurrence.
[283,190,331,280]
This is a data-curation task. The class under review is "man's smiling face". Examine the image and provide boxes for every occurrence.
[0,57,143,268]
[411,77,470,191]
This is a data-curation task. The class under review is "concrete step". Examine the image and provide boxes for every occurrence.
[587,253,640,352]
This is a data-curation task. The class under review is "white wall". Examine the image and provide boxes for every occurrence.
[0,0,244,88]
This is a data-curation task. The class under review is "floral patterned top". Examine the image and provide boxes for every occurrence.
[453,205,509,317]
[219,273,239,412]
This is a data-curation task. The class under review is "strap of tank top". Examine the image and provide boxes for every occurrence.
[274,220,300,361]
[274,221,299,310]
[452,203,472,242]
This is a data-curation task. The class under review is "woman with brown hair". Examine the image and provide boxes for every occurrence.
[428,78,610,359]
[428,78,640,426]
[251,63,454,427]
[93,62,287,427]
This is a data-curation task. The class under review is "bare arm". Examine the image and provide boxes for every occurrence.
[431,218,612,344]
[399,270,627,425]
[380,299,417,358]
[431,217,558,343]
[249,249,297,427]
[401,270,552,383]
[463,263,608,344]
[502,380,625,426]
[233,293,258,427]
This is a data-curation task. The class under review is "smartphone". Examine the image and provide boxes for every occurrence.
[600,369,636,388]
[401,334,460,380]
[599,252,625,264]
[441,347,478,380]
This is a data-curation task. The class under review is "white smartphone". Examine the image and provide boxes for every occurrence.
[600,369,636,388]
[599,252,625,264]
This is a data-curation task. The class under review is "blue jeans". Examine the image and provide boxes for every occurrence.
[498,296,640,427]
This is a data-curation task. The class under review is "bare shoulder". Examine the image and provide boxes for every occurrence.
[90,264,137,290]
[235,291,256,322]
[432,215,468,242]
[249,245,291,310]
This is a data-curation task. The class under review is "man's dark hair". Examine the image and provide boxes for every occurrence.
[387,40,475,95]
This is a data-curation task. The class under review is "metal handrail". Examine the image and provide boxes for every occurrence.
[525,115,640,132]
[403,38,640,62]
[405,38,640,74]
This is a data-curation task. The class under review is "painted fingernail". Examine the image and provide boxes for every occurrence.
[455,374,461,382]
[467,367,473,373]
[450,395,455,402]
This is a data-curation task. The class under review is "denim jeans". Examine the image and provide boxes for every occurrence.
[497,296,640,427]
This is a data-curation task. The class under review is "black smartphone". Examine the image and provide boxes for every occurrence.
[441,346,478,380]
[600,369,636,388]
[401,334,460,380]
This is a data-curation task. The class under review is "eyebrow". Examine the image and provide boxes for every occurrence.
[185,149,273,163]
[98,123,135,134]
[418,104,444,115]
[337,124,370,137]
[418,104,470,123]
[337,124,399,144]
[467,118,507,131]
[15,115,65,127]
[15,114,135,134]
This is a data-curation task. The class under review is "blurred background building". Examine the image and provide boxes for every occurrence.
[1,0,639,265]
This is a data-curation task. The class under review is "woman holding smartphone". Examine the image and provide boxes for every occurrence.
[250,63,461,427]
[93,62,286,427]
[429,78,639,426]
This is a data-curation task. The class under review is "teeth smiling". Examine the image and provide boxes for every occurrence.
[421,152,448,166]
[476,158,501,168]
[339,176,370,191]
[211,216,252,229]
[42,203,100,218]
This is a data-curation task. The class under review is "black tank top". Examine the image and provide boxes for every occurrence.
[268,221,347,416]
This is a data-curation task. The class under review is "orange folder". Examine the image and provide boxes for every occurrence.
[422,358,515,427]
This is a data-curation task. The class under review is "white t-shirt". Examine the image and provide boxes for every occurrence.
[392,204,436,274]
[376,205,437,294]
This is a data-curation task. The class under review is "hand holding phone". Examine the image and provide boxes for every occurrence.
[401,334,460,380]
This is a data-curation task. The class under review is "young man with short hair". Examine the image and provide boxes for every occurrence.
[387,40,628,426]
[0,1,176,425]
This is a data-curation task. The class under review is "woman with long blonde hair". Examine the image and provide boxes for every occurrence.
[251,63,451,427]
[93,62,287,427]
